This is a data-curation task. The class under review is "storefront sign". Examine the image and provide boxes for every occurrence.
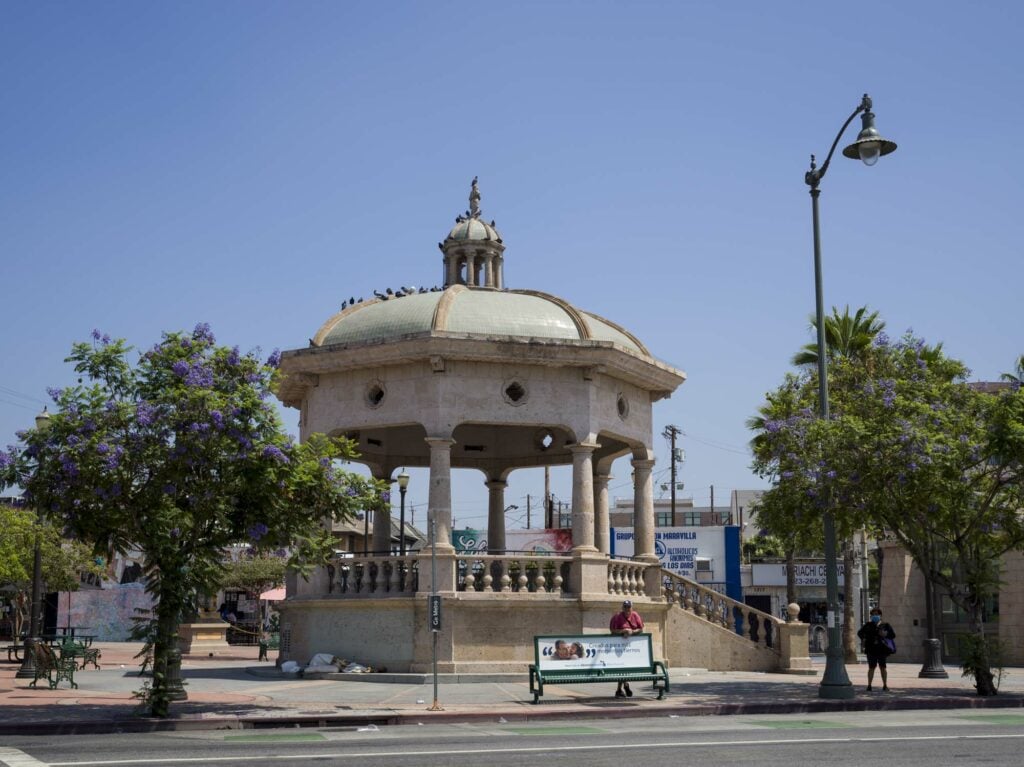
[751,563,846,587]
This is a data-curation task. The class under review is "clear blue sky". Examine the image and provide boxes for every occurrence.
[3,2,1022,529]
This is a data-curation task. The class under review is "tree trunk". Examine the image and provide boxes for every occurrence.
[967,603,997,696]
[842,541,858,662]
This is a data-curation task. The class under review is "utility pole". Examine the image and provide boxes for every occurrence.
[710,484,715,521]
[544,467,552,528]
[662,425,682,527]
[526,495,531,529]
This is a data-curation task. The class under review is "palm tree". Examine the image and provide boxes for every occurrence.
[792,305,884,662]
[792,305,884,366]
[1000,354,1024,386]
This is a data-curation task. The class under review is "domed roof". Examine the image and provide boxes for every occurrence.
[312,285,650,356]
[446,216,502,243]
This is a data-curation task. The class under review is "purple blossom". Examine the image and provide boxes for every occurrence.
[91,329,102,341]
[170,527,181,538]
[210,410,224,429]
[247,522,269,541]
[192,322,215,344]
[96,443,110,454]
[873,331,890,348]
[137,401,156,426]
[266,349,282,369]
[172,360,190,378]
[346,487,359,497]
[262,445,289,463]
[184,364,214,388]
[227,346,241,366]
[0,449,13,469]
[380,490,391,503]
[163,483,176,495]
[47,387,64,402]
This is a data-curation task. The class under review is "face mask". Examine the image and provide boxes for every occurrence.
[871,615,881,623]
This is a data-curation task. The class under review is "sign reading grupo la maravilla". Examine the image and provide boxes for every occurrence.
[535,634,651,671]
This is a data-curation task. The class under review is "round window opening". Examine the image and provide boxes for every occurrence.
[366,381,386,408]
[617,394,629,419]
[503,380,528,406]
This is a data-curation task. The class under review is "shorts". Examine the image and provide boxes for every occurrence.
[866,651,888,669]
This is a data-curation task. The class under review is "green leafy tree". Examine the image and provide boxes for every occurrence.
[0,325,380,715]
[217,553,287,633]
[747,373,824,608]
[0,504,104,642]
[790,306,887,660]
[757,331,1024,694]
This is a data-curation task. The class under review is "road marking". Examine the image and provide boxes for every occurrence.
[46,732,1024,765]
[222,735,326,742]
[0,747,50,767]
[957,714,1024,725]
[746,720,854,729]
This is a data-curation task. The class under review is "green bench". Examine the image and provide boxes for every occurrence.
[29,642,78,690]
[528,632,669,703]
[258,633,280,662]
[58,639,101,670]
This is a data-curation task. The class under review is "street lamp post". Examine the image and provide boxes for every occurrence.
[805,93,896,699]
[16,407,52,679]
[397,470,410,556]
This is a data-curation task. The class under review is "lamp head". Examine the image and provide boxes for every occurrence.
[842,96,897,166]
[35,407,52,432]
[397,470,410,490]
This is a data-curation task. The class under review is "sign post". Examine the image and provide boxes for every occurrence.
[427,516,443,711]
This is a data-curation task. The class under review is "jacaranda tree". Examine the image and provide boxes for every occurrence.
[0,325,380,716]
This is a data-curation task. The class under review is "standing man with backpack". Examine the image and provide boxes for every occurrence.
[857,606,896,692]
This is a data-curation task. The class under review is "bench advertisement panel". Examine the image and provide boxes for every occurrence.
[535,634,652,672]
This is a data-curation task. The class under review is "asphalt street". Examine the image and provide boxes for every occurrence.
[3,709,1024,767]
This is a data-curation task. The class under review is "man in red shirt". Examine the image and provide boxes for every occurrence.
[609,599,644,697]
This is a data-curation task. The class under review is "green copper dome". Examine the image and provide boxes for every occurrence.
[313,286,650,356]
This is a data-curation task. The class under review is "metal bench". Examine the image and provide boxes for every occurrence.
[2,644,25,663]
[28,642,78,689]
[528,632,668,703]
[58,640,101,670]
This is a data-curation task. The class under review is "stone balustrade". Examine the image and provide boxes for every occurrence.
[326,555,419,595]
[662,569,781,656]
[606,558,649,597]
[457,554,571,594]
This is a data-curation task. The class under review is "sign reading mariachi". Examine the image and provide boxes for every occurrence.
[751,562,846,587]
[534,633,653,672]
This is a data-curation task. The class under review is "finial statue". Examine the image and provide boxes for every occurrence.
[469,176,481,218]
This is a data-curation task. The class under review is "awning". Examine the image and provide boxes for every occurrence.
[260,587,286,601]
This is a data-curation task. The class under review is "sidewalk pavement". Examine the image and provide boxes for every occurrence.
[1,642,1022,735]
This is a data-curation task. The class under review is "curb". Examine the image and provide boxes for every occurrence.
[5,694,1024,737]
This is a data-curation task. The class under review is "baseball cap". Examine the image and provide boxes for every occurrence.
[622,600,632,607]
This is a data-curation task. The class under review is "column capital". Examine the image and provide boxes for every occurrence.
[425,436,456,448]
[569,441,601,454]
[485,479,508,490]
[631,458,656,471]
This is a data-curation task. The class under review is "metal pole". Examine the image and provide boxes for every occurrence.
[428,515,442,711]
[399,486,407,557]
[810,183,855,700]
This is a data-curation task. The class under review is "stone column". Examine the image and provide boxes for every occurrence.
[466,255,476,287]
[372,472,393,555]
[631,457,657,562]
[594,471,612,555]
[422,437,457,594]
[425,438,456,552]
[486,479,507,554]
[570,444,599,552]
